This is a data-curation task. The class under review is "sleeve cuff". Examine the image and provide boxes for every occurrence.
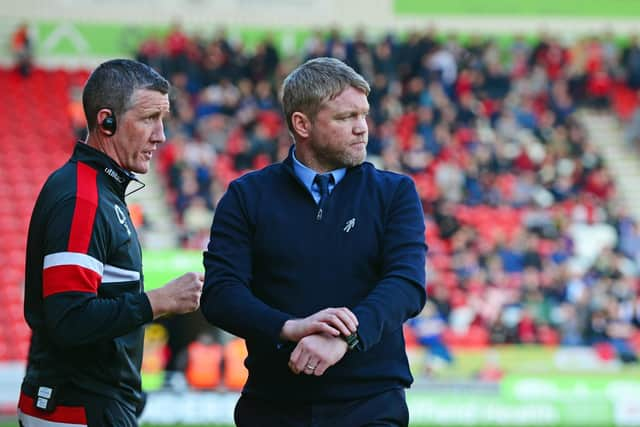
[352,307,375,352]
[138,292,154,324]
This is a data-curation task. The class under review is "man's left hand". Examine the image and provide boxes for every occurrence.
[288,334,348,376]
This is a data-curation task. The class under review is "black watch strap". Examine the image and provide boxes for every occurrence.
[343,332,360,351]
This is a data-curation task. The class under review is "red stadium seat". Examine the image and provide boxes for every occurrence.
[0,67,77,361]
[429,254,452,271]
[629,330,640,353]
[442,326,489,349]
[403,324,419,349]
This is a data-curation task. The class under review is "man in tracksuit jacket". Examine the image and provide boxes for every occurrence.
[19,59,203,427]
[202,57,427,426]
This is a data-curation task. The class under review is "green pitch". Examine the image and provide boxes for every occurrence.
[408,345,640,379]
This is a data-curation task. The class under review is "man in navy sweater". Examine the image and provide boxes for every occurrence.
[201,57,427,426]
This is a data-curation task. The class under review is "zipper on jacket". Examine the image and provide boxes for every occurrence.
[316,207,323,221]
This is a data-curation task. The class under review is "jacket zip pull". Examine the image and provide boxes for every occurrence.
[316,207,323,221]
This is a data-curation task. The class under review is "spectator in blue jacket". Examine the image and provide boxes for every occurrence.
[201,57,427,427]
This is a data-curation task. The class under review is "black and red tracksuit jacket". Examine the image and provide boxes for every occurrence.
[21,142,153,409]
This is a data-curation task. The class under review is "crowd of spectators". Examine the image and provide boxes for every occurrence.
[135,25,640,364]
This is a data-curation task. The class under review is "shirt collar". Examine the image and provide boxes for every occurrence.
[292,146,346,192]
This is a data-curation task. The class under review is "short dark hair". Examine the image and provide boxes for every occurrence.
[281,57,370,133]
[82,59,170,131]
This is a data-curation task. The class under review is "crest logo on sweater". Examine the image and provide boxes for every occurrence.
[343,218,356,233]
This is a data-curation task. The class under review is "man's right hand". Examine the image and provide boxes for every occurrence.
[146,272,204,319]
[280,307,358,342]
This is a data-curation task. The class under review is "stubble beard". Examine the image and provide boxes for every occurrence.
[312,139,367,170]
[340,147,367,168]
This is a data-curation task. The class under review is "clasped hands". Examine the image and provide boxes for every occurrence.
[280,307,358,376]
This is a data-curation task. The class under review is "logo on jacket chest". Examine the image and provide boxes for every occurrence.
[104,167,125,183]
[114,204,131,236]
[343,218,356,233]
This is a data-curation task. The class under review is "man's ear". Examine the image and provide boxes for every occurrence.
[97,108,116,136]
[291,112,311,139]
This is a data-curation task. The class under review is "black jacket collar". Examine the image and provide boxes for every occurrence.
[71,142,143,198]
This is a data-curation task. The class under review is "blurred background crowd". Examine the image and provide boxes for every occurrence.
[122,24,640,368]
[4,19,640,392]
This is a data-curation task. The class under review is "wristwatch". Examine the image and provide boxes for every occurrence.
[342,332,360,351]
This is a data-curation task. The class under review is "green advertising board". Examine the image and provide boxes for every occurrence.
[405,346,640,426]
[30,21,313,59]
[503,374,640,403]
[408,393,614,426]
[407,373,640,426]
[393,0,640,17]
[142,249,203,291]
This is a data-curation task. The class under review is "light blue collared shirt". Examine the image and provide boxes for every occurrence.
[292,148,346,205]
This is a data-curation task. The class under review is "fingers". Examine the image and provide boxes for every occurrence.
[303,358,319,375]
[313,361,329,376]
[289,342,303,374]
[173,272,203,313]
[309,321,341,337]
[288,342,314,375]
[184,272,204,311]
[182,271,204,285]
[289,344,318,375]
[344,309,359,330]
[290,356,319,375]
[316,308,358,337]
[283,307,359,342]
[147,271,204,318]
[287,334,348,376]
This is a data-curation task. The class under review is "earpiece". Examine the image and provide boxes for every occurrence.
[101,110,117,136]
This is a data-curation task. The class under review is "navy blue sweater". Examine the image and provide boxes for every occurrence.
[201,150,427,402]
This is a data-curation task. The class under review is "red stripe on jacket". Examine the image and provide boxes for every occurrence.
[68,162,98,253]
[42,265,101,297]
[18,392,87,424]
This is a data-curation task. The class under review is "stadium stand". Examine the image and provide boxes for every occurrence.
[0,67,89,362]
[132,28,640,366]
[2,27,640,384]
